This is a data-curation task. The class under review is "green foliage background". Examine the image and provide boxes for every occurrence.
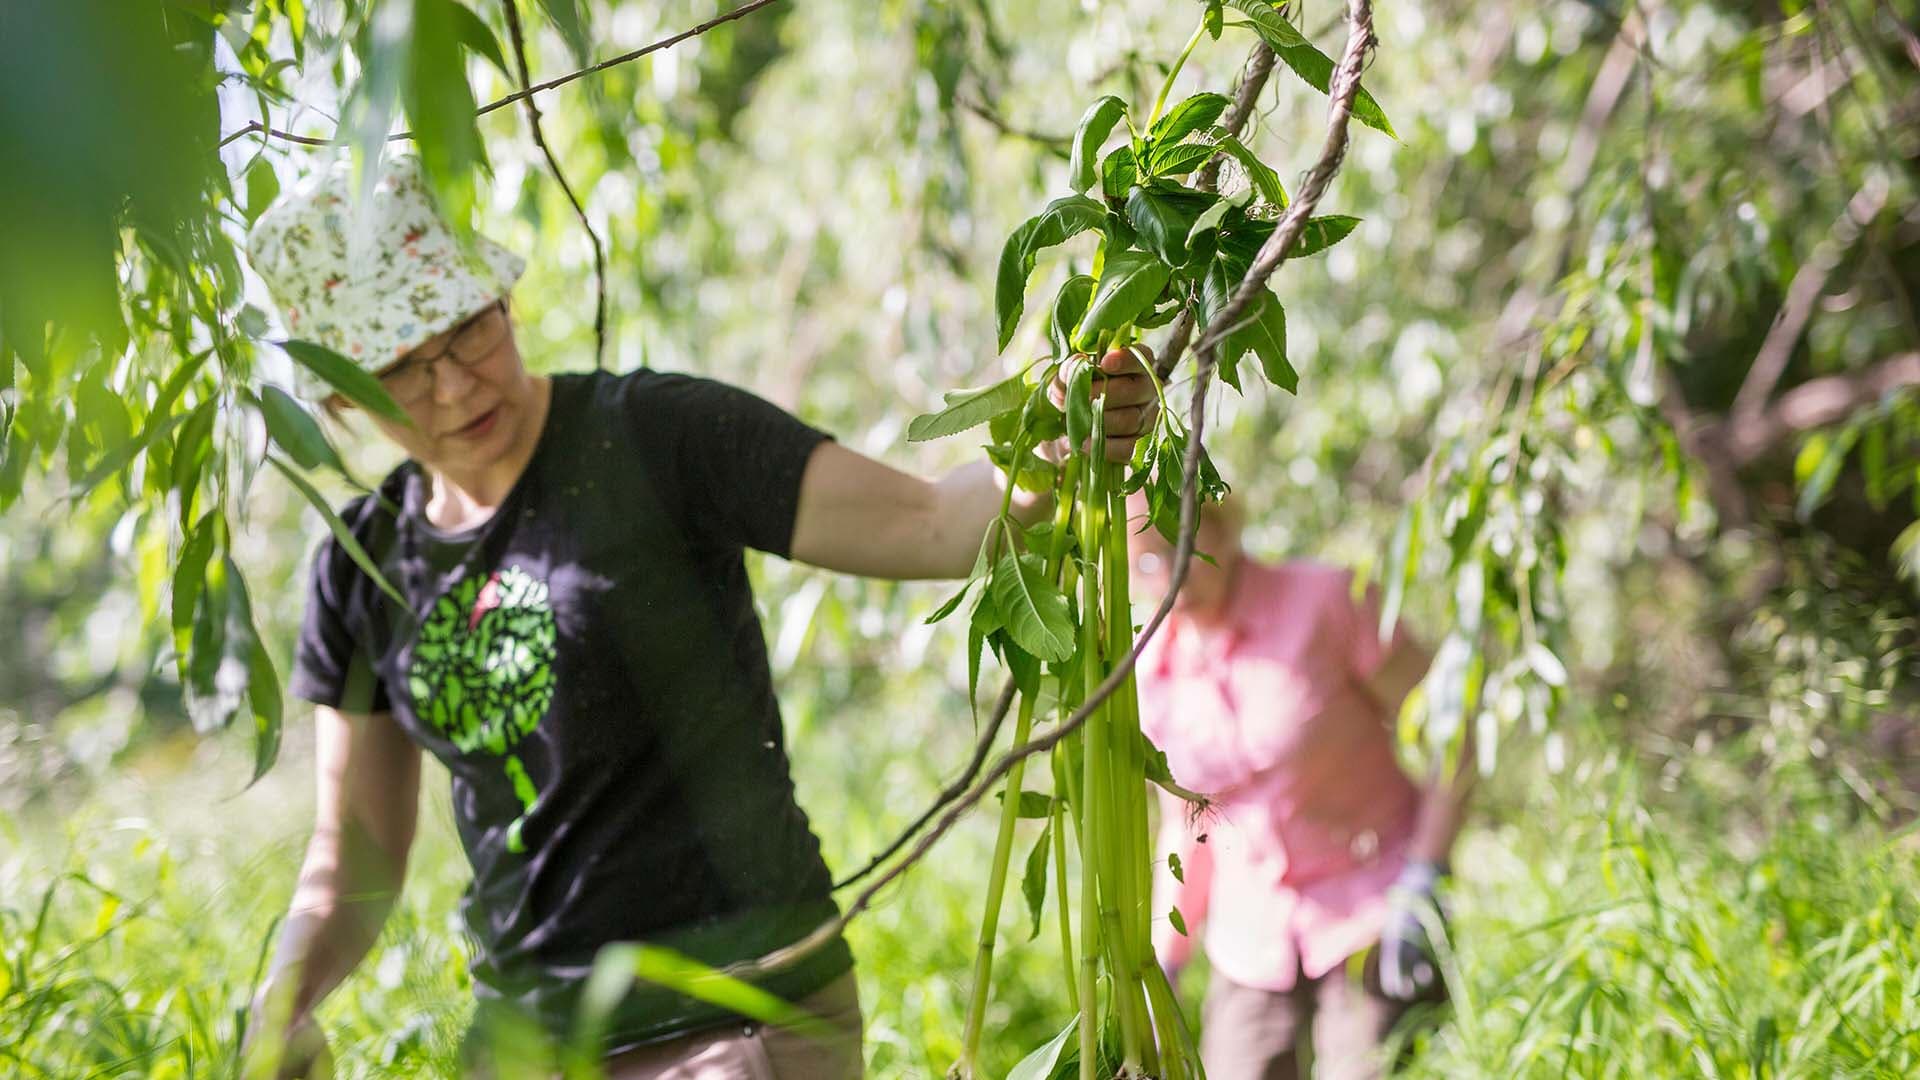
[2,0,1917,1075]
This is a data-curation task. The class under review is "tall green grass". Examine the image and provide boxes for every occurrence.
[6,719,1918,1078]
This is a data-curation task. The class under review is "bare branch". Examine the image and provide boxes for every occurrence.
[957,95,1070,151]
[726,0,1380,982]
[831,677,1019,890]
[1727,175,1890,427]
[216,0,788,148]
[501,0,609,370]
[1719,351,1920,465]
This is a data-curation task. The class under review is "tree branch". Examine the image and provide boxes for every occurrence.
[831,677,1019,890]
[1718,351,1920,465]
[501,0,609,370]
[725,0,1379,982]
[216,0,788,148]
[1727,175,1890,427]
[957,95,1071,151]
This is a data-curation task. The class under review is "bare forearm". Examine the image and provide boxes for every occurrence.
[1409,738,1476,865]
[257,836,404,1025]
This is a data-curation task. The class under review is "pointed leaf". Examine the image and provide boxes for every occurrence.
[536,0,590,63]
[1022,820,1052,941]
[909,372,1031,441]
[1126,185,1204,267]
[995,196,1107,349]
[1008,1014,1081,1080]
[246,626,284,786]
[1149,92,1230,146]
[281,340,411,423]
[1295,214,1361,257]
[1068,96,1129,194]
[1049,275,1096,360]
[1214,135,1288,207]
[1101,145,1139,201]
[1223,0,1308,47]
[268,454,406,606]
[992,551,1075,662]
[443,0,509,75]
[172,511,219,683]
[256,385,345,473]
[1073,249,1171,351]
[1146,140,1221,178]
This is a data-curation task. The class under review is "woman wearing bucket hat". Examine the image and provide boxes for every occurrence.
[239,154,1158,1079]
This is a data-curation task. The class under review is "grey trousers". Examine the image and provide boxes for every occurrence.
[1198,954,1442,1080]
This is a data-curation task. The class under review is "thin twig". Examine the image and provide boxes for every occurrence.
[726,0,1379,982]
[831,678,1019,890]
[501,0,609,370]
[957,95,1071,151]
[215,0,787,148]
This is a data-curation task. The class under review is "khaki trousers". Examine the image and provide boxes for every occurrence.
[598,973,864,1080]
[1198,953,1442,1080]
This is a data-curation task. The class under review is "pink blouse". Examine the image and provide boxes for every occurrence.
[1140,560,1420,991]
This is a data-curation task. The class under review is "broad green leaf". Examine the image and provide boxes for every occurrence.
[1008,1014,1080,1080]
[186,555,257,735]
[1074,249,1171,351]
[1273,45,1395,138]
[1021,820,1051,941]
[1204,0,1224,38]
[537,0,591,63]
[1064,362,1095,452]
[992,551,1075,662]
[244,157,280,225]
[1170,905,1189,936]
[1148,92,1229,146]
[1186,194,1239,250]
[1049,275,1096,360]
[443,0,509,75]
[172,398,219,521]
[1198,262,1252,390]
[406,0,486,230]
[909,371,1031,441]
[1295,214,1361,257]
[268,454,407,606]
[171,511,218,684]
[1101,145,1137,201]
[579,943,833,1047]
[1214,135,1288,207]
[281,340,411,423]
[1068,96,1129,194]
[1126,185,1205,267]
[995,195,1107,350]
[1223,0,1308,48]
[1147,140,1221,178]
[1232,291,1293,393]
[1168,851,1185,884]
[256,385,345,473]
[246,623,284,786]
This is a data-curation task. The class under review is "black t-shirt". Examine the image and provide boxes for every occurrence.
[288,369,851,1051]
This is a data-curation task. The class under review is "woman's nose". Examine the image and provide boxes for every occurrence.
[432,358,479,404]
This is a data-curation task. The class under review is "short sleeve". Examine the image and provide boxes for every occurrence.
[288,536,392,714]
[626,374,833,557]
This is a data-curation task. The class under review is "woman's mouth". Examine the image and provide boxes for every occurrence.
[452,407,500,439]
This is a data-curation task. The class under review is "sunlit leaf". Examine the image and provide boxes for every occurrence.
[1068,95,1129,194]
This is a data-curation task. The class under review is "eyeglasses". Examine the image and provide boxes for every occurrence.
[379,301,510,406]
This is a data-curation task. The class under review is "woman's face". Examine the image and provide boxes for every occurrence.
[358,301,541,474]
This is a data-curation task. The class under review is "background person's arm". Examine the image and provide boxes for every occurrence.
[245,705,420,1077]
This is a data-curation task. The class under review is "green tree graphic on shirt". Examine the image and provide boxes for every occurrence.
[407,565,556,853]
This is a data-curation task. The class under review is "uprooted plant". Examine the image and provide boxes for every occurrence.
[893,3,1393,1075]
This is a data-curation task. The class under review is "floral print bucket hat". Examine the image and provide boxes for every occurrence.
[245,153,525,401]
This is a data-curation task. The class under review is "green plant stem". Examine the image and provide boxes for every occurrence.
[956,464,1079,1074]
[1051,786,1078,1015]
[1074,446,1105,1080]
[1147,18,1211,130]
[956,691,1039,1076]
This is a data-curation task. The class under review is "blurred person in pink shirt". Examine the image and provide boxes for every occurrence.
[1130,497,1474,1080]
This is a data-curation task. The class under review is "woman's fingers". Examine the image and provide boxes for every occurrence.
[1041,345,1159,460]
